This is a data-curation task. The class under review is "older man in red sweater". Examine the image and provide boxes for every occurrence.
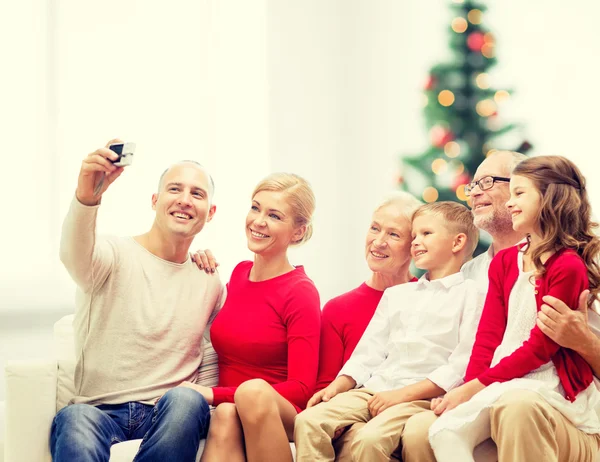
[406,150,600,462]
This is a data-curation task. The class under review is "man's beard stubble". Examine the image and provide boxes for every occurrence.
[474,208,514,237]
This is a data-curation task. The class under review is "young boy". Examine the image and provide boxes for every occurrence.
[294,201,482,462]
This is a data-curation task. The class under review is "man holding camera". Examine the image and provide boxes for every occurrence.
[51,139,224,462]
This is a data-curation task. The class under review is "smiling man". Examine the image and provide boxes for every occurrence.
[51,140,225,462]
[459,150,526,294]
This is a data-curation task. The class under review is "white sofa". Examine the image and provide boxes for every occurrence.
[3,315,298,462]
[0,400,5,462]
[6,314,563,462]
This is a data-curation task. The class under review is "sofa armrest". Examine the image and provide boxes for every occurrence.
[0,400,5,462]
[4,360,57,462]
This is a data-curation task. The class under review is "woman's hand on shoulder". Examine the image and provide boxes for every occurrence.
[191,249,219,274]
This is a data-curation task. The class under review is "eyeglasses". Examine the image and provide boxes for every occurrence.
[464,176,510,196]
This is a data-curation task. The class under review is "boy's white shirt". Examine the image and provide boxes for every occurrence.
[338,271,482,393]
[461,245,494,297]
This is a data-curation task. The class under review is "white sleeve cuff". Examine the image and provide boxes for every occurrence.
[427,366,463,392]
[337,362,369,389]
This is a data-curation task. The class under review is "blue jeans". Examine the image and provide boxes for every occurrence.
[50,387,210,462]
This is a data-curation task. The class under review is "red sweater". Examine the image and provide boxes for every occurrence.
[465,245,592,402]
[210,261,321,411]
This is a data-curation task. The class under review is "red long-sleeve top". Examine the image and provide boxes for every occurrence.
[465,245,593,402]
[315,283,384,391]
[210,261,321,411]
[315,279,418,391]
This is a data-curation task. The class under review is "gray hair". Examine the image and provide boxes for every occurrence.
[374,191,422,222]
[489,150,528,176]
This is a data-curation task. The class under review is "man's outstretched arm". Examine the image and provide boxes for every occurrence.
[60,139,124,291]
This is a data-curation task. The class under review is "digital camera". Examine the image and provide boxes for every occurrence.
[109,142,136,167]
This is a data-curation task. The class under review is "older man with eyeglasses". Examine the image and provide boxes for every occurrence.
[401,150,600,462]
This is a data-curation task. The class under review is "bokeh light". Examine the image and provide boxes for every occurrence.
[476,99,497,117]
[456,186,469,201]
[432,158,448,175]
[423,187,439,203]
[444,141,461,158]
[475,73,490,89]
[494,90,510,104]
[438,90,455,107]
[451,17,468,33]
[467,9,483,24]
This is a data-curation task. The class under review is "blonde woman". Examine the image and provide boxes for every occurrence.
[186,173,321,462]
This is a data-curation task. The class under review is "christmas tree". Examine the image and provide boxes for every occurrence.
[400,0,531,244]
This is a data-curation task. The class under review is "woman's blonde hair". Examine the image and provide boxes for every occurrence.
[513,155,600,305]
[252,172,316,245]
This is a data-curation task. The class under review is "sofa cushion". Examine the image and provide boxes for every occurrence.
[109,439,205,462]
[0,400,5,462]
[54,315,76,412]
[196,340,219,387]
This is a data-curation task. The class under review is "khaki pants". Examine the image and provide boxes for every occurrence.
[408,390,600,462]
[491,390,600,462]
[294,389,437,462]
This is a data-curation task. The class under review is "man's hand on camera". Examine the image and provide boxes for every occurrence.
[76,138,126,206]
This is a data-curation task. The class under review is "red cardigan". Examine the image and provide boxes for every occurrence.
[465,245,592,402]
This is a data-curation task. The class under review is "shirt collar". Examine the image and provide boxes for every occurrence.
[416,270,465,289]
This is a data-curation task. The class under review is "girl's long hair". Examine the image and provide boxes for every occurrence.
[513,156,600,306]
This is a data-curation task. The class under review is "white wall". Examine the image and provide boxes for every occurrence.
[0,0,57,309]
[489,1,600,212]
[53,0,273,292]
[2,0,600,400]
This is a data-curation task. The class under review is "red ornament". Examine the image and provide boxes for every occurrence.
[467,32,485,52]
[397,175,404,185]
[424,75,437,91]
[430,125,454,148]
[453,173,471,190]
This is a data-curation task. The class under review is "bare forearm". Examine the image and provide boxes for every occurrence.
[335,375,357,392]
[400,379,445,401]
[576,332,600,378]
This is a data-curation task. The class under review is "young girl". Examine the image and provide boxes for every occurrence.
[428,156,600,461]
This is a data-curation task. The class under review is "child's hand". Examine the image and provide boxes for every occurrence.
[367,389,408,417]
[432,379,484,415]
[430,397,443,410]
